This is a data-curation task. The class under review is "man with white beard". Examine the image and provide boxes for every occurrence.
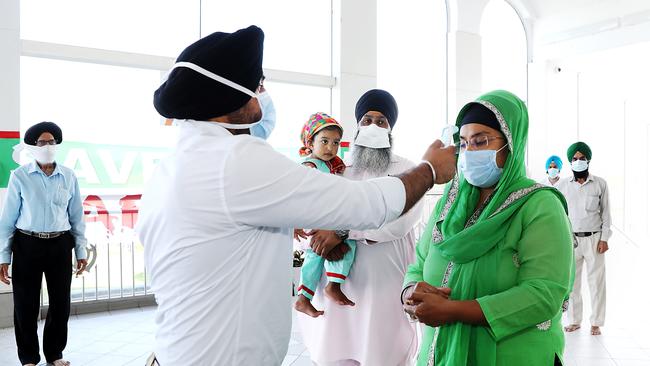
[298,89,423,366]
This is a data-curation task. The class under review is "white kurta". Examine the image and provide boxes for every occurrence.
[298,154,423,366]
[136,121,406,366]
[537,176,560,187]
[556,174,611,327]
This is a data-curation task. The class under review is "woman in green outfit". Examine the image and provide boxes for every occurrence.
[402,90,574,366]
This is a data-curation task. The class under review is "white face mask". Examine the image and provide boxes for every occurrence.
[354,124,391,149]
[571,160,588,172]
[166,61,266,130]
[547,168,560,179]
[26,144,58,164]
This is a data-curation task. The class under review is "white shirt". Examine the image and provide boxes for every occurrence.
[298,154,422,365]
[347,155,424,244]
[556,174,612,241]
[136,121,406,366]
[537,175,560,187]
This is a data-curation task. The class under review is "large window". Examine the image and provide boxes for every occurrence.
[200,0,332,75]
[20,1,334,303]
[264,81,332,159]
[21,0,201,57]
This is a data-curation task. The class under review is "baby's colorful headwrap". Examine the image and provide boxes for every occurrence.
[299,112,343,157]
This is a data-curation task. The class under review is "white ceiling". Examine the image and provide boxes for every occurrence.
[514,0,650,36]
[500,0,650,57]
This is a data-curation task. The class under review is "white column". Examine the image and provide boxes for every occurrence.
[0,0,20,133]
[447,30,483,116]
[0,0,19,326]
[332,0,377,143]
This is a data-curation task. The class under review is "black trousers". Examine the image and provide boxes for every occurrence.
[12,230,74,365]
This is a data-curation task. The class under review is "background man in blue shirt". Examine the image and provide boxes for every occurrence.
[0,121,87,366]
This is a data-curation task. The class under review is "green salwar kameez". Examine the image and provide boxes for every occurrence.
[404,90,574,366]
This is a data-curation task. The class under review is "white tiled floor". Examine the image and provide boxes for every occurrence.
[0,306,311,366]
[0,305,649,366]
[0,233,648,365]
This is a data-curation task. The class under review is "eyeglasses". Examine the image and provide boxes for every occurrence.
[359,116,389,127]
[458,135,503,151]
[35,139,57,147]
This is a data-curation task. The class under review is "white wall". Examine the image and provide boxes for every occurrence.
[528,42,650,250]
[331,0,377,143]
[0,0,18,322]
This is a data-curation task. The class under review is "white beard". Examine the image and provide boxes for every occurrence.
[351,133,393,175]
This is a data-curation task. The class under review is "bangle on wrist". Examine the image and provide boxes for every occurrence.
[420,160,436,189]
[401,282,416,305]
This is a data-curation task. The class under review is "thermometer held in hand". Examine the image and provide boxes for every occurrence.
[441,124,458,147]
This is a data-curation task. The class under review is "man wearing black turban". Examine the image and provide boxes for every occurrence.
[137,26,458,366]
[351,89,399,175]
[557,141,611,336]
[0,121,88,366]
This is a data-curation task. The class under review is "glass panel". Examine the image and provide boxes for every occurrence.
[200,0,332,75]
[21,57,176,192]
[20,0,200,57]
[264,81,333,160]
[22,57,169,302]
[377,0,447,165]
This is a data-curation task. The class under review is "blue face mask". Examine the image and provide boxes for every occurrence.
[458,145,507,188]
[249,92,276,140]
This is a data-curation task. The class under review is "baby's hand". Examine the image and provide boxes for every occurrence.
[294,229,309,241]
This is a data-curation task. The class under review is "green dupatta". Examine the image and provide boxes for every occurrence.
[409,90,569,365]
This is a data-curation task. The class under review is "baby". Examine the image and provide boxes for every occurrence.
[294,112,356,318]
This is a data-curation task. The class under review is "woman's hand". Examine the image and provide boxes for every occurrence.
[404,291,454,327]
[402,281,451,304]
[402,282,452,323]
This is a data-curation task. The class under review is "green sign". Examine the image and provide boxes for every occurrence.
[57,142,170,189]
[0,137,20,188]
[0,139,351,190]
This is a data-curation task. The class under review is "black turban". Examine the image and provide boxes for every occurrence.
[354,89,398,129]
[459,103,501,132]
[567,141,592,161]
[24,122,62,146]
[154,25,264,120]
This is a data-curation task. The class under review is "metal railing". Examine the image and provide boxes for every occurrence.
[39,192,443,306]
[41,194,149,306]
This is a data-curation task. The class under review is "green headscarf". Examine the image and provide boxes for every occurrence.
[420,90,568,364]
[567,141,592,161]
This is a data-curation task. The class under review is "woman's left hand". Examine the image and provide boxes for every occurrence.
[76,259,88,277]
[404,291,454,327]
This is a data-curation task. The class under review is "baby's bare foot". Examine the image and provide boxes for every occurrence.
[294,294,324,317]
[324,282,355,306]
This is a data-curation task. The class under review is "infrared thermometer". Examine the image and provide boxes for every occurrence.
[441,124,458,147]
